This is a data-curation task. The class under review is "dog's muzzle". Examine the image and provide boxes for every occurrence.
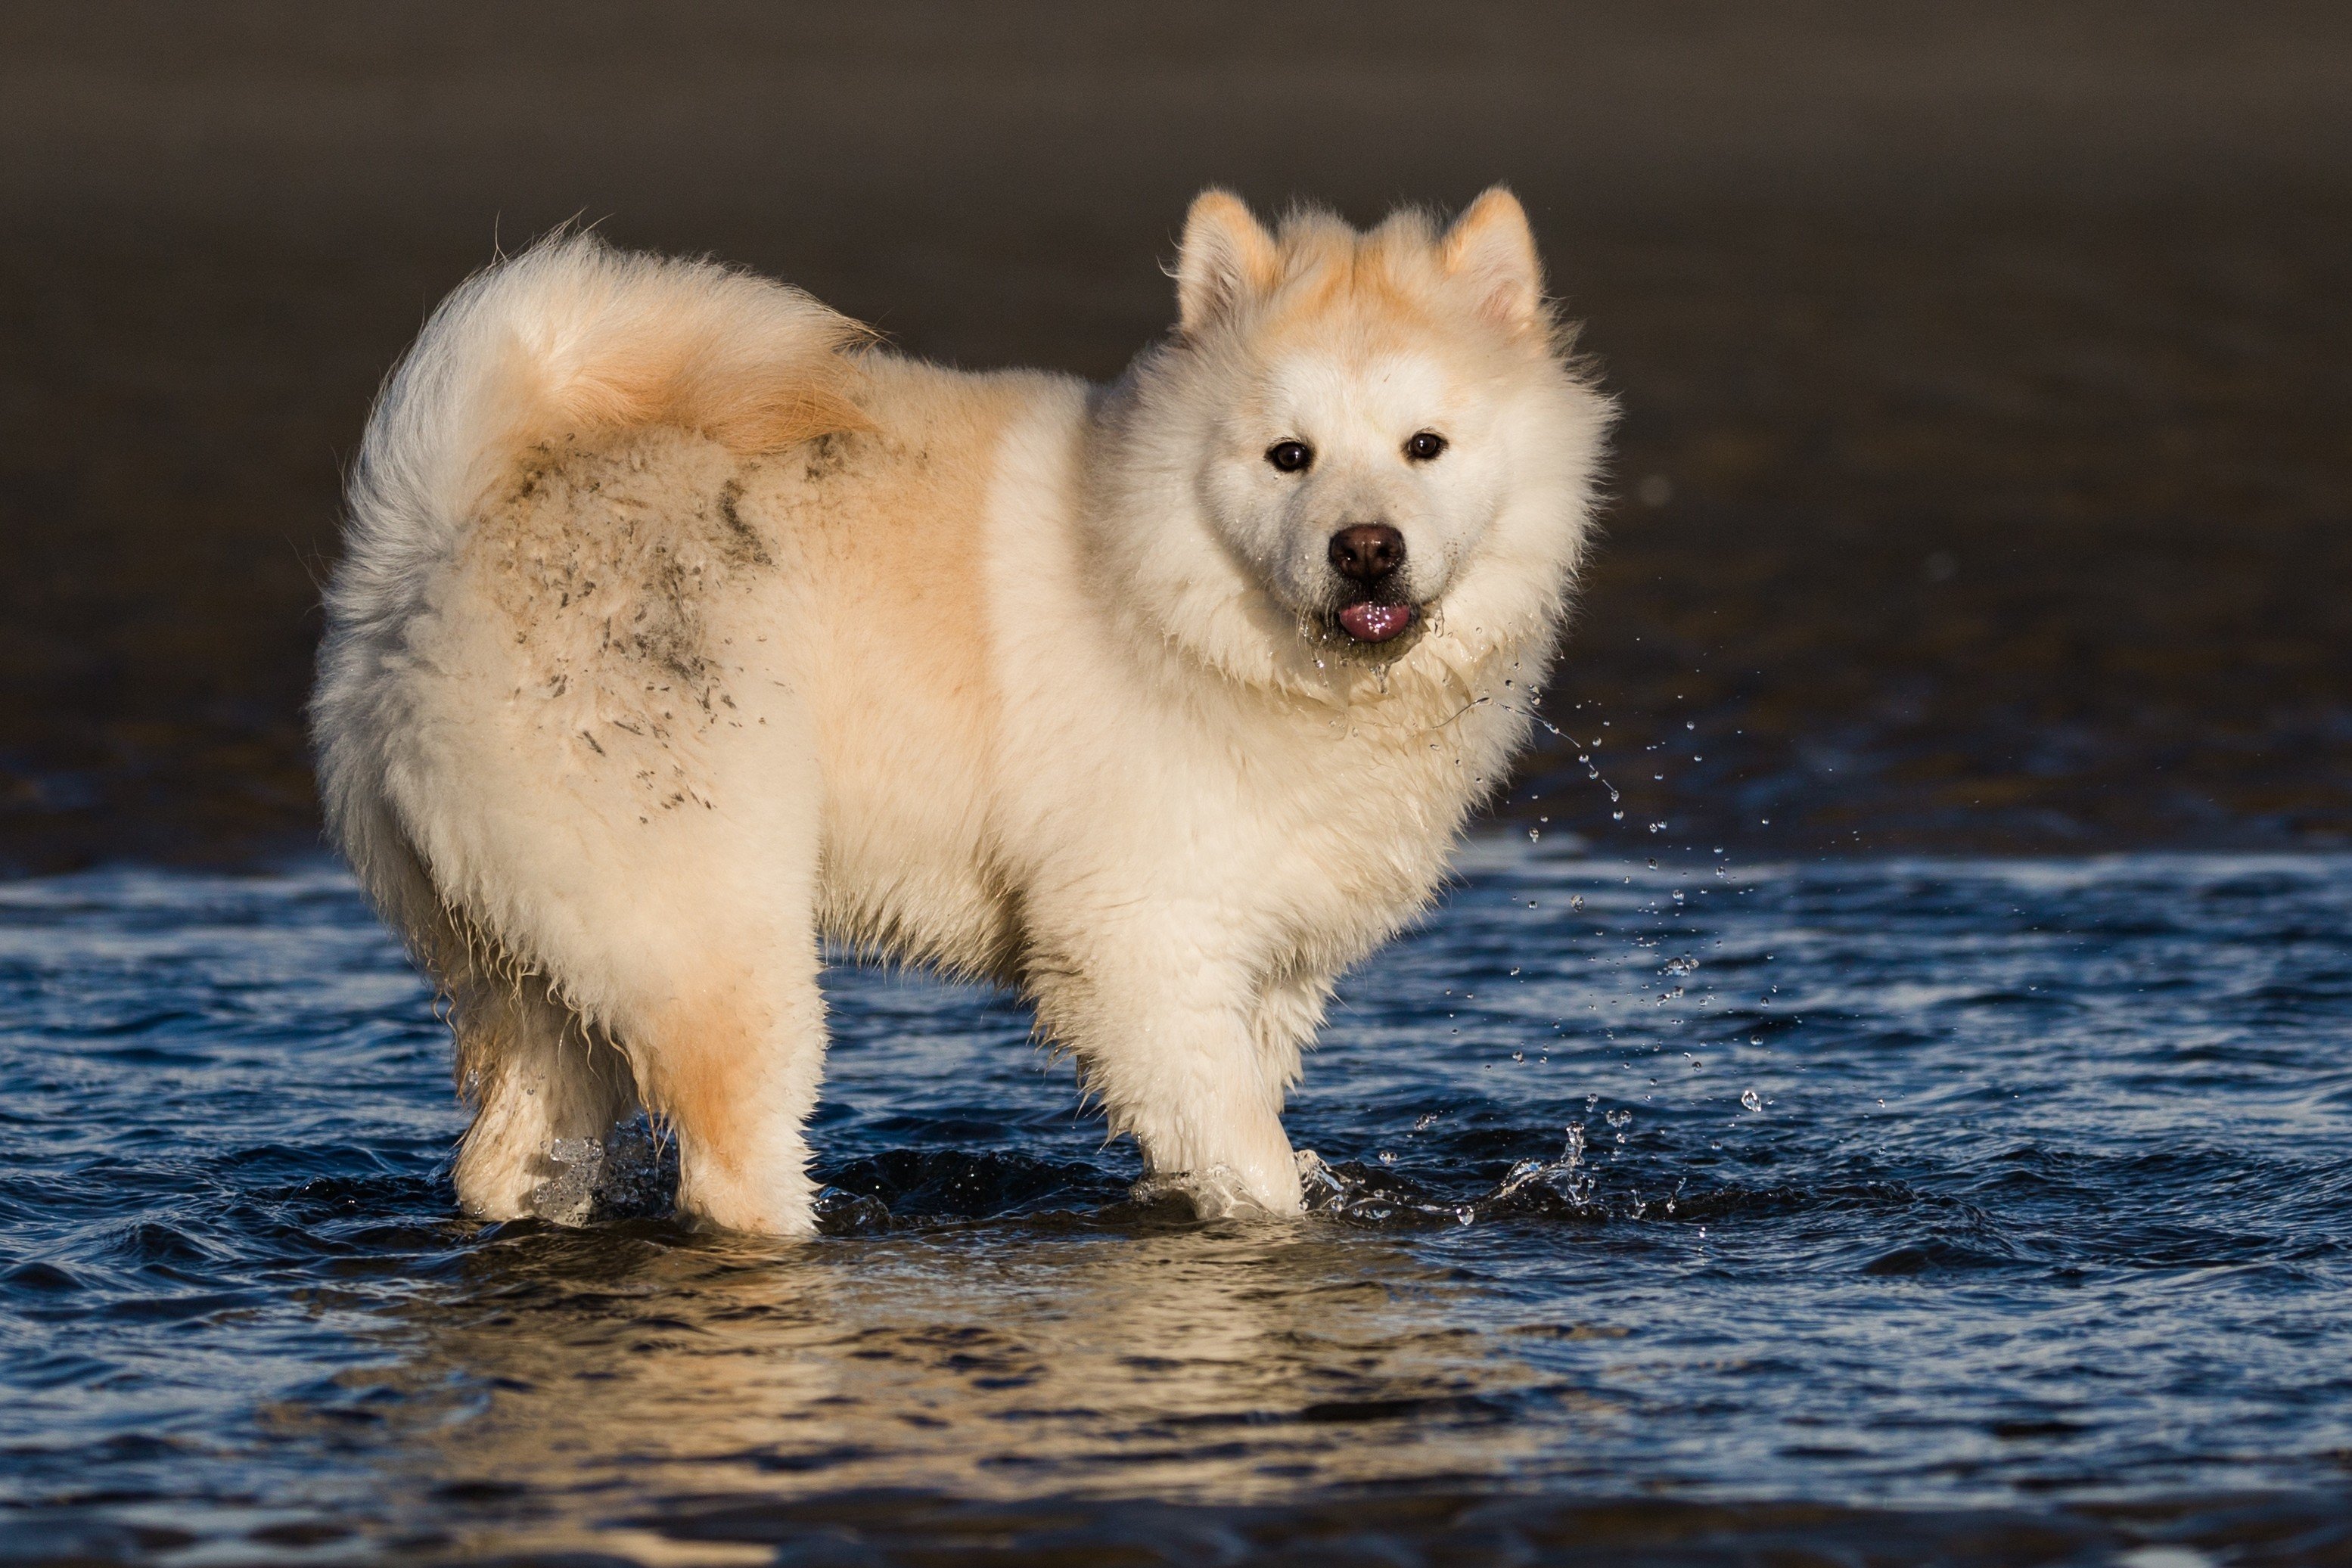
[1327,523,1418,644]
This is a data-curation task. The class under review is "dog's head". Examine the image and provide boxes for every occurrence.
[1098,188,1610,692]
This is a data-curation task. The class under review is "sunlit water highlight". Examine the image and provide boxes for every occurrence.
[5,846,2351,1563]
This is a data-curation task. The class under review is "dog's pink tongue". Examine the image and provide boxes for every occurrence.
[1338,602,1415,643]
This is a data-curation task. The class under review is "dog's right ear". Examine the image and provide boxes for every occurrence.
[1175,189,1280,334]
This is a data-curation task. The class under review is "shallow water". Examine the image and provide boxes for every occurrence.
[5,846,2352,1563]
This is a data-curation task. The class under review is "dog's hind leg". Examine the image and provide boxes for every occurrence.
[394,636,831,1236]
[536,768,831,1235]
[380,690,832,1236]
[623,937,829,1235]
[437,927,639,1222]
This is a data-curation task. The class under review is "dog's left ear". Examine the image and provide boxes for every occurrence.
[1176,189,1281,334]
[1441,186,1545,336]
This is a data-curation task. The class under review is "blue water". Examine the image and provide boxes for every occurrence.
[5,846,2352,1563]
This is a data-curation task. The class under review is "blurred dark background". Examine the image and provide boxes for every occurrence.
[2,2,2346,872]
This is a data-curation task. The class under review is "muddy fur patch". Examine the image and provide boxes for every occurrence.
[483,431,773,700]
[467,429,786,812]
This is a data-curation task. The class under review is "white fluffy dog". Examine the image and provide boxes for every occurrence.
[312,188,1611,1234]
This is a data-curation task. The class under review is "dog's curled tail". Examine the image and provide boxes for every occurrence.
[334,231,871,604]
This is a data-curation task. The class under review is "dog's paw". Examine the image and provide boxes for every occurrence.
[1130,1162,1291,1220]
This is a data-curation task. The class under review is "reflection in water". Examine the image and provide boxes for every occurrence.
[354,1219,1567,1532]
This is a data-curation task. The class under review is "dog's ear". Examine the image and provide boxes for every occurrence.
[1175,189,1280,334]
[1440,186,1544,336]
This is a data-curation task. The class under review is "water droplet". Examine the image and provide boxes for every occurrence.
[1568,894,1586,911]
[1740,1088,1763,1112]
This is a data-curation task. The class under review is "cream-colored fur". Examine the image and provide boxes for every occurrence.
[312,190,1611,1235]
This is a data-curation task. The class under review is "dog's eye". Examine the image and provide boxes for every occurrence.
[1266,440,1313,474]
[1405,431,1449,462]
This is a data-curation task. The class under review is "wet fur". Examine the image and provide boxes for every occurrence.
[313,191,1611,1234]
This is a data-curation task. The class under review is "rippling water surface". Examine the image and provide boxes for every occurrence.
[5,846,2352,1563]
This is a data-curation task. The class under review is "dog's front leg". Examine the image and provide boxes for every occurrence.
[1033,933,1305,1216]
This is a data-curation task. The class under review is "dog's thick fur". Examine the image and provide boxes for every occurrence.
[313,188,1611,1234]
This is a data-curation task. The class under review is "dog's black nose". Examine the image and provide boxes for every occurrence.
[1328,523,1406,582]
